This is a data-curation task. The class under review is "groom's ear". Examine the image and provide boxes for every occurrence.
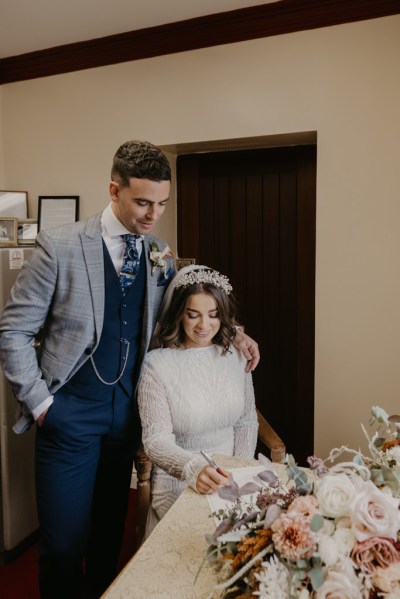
[109,180,120,201]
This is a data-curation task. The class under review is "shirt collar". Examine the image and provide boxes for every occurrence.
[101,203,144,241]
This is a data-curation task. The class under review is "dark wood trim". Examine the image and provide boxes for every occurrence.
[1,0,399,84]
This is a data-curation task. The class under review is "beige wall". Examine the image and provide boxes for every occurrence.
[0,15,399,459]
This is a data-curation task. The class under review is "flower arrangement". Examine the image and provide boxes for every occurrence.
[204,406,400,598]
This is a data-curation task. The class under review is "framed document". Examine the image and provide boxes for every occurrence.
[38,196,79,232]
[0,191,28,219]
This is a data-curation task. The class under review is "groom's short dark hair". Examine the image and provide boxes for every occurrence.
[111,140,171,187]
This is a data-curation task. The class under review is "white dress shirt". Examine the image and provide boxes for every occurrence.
[101,202,144,273]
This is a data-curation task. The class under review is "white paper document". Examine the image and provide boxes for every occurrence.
[206,465,268,517]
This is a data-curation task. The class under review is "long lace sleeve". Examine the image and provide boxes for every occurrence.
[233,371,258,458]
[137,361,203,484]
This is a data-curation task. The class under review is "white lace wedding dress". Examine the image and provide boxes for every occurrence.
[137,344,258,527]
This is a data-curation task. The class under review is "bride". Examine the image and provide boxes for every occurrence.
[137,265,259,534]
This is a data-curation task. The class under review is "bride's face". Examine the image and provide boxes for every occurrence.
[181,292,221,348]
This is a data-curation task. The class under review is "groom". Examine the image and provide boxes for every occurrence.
[0,140,259,598]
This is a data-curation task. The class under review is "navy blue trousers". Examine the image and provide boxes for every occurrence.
[35,385,139,599]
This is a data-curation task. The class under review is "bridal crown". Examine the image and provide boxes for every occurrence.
[174,269,232,295]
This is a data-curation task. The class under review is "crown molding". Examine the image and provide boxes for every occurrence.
[1,0,399,85]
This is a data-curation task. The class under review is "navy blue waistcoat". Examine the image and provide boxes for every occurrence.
[63,242,146,399]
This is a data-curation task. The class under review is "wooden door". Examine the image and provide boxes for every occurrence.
[177,146,316,465]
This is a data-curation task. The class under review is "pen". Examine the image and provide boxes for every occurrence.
[200,450,226,477]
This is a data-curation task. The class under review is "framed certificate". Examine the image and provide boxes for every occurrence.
[38,196,79,232]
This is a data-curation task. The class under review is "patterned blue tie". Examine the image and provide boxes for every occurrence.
[119,234,140,292]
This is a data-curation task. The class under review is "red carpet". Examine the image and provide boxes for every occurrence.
[0,489,137,599]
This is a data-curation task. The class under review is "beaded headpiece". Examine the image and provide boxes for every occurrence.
[157,264,233,324]
[174,269,232,295]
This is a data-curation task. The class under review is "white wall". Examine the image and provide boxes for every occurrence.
[1,15,400,459]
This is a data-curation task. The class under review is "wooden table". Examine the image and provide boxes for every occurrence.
[102,456,289,599]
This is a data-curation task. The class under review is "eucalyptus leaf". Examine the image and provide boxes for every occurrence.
[371,406,389,424]
[310,513,324,532]
[233,510,259,529]
[257,452,274,469]
[257,470,278,483]
[218,481,240,501]
[217,529,249,543]
[381,465,400,494]
[370,468,385,486]
[310,565,324,590]
[238,482,260,495]
[214,518,235,537]
[353,453,365,465]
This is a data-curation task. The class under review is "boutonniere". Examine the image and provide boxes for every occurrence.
[149,242,173,276]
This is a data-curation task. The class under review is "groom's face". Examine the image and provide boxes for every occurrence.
[110,177,170,235]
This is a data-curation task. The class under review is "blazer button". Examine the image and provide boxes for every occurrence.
[84,347,92,355]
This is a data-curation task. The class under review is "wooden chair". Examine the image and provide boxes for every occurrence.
[133,409,285,548]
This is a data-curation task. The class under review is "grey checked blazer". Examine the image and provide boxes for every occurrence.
[0,212,174,431]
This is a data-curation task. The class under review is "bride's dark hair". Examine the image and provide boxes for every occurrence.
[155,282,239,353]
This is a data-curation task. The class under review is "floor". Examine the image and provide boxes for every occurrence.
[0,489,138,599]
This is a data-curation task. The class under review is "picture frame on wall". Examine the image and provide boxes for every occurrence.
[0,191,28,219]
[0,217,18,246]
[176,258,196,270]
[38,196,79,232]
[17,219,38,245]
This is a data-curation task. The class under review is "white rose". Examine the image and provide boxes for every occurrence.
[316,558,361,599]
[349,480,400,542]
[314,474,357,518]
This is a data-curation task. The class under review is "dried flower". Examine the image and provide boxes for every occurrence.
[307,455,329,477]
[372,561,400,593]
[256,481,298,511]
[254,555,289,599]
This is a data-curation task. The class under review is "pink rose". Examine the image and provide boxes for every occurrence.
[351,536,400,573]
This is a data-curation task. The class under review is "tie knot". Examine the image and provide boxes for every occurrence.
[121,234,140,246]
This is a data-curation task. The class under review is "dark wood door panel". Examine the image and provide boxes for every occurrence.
[177,146,316,464]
